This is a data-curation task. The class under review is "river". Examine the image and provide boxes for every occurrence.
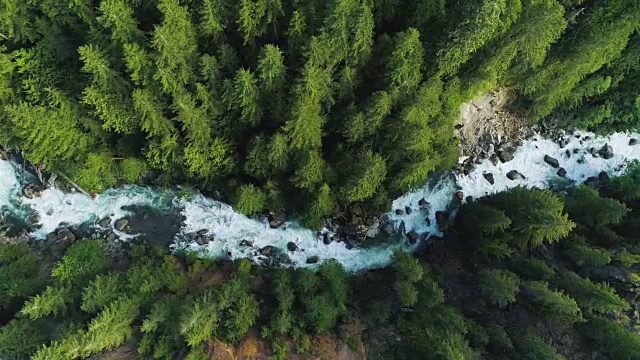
[0,131,638,272]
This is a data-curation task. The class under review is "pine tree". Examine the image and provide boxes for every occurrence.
[97,0,140,43]
[52,240,107,284]
[479,269,521,308]
[235,184,267,215]
[233,68,261,126]
[558,271,629,313]
[20,285,73,319]
[340,151,387,202]
[385,28,424,101]
[565,186,629,228]
[524,281,582,322]
[517,334,566,360]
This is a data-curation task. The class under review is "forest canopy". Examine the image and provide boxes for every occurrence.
[0,0,638,225]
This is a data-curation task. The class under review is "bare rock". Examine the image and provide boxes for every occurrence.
[598,144,614,159]
[465,196,473,203]
[240,239,254,247]
[630,138,638,146]
[382,222,395,236]
[506,170,524,180]
[483,173,495,185]
[260,245,275,256]
[395,209,404,216]
[454,191,464,201]
[407,231,419,245]
[424,217,431,226]
[98,217,111,227]
[55,227,76,244]
[114,218,129,231]
[195,235,210,245]
[405,206,412,215]
[498,150,514,163]
[322,232,332,245]
[196,229,209,236]
[489,154,500,166]
[543,155,560,168]
[306,256,320,264]
[287,242,298,252]
[418,198,430,209]
[557,167,567,177]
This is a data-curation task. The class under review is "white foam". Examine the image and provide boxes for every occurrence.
[0,131,637,272]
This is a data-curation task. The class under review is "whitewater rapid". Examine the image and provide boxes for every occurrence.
[0,131,638,272]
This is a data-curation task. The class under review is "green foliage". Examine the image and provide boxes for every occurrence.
[513,257,555,280]
[392,250,424,307]
[565,186,629,228]
[558,271,629,314]
[20,285,73,319]
[524,281,582,322]
[580,317,640,360]
[482,187,575,249]
[52,240,107,284]
[0,244,39,307]
[0,318,47,360]
[235,184,267,215]
[566,244,611,267]
[479,269,520,308]
[517,334,565,360]
[81,274,123,313]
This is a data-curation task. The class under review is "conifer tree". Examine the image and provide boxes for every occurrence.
[479,269,521,308]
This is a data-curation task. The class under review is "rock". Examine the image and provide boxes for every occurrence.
[56,228,76,244]
[195,235,210,245]
[489,154,500,166]
[395,209,404,216]
[398,221,406,237]
[407,231,419,245]
[454,191,464,201]
[573,148,580,154]
[260,246,275,256]
[239,239,254,247]
[435,211,447,226]
[584,176,600,188]
[506,170,524,180]
[114,218,129,231]
[630,138,637,146]
[405,206,412,215]
[287,242,298,252]
[598,144,614,159]
[366,226,379,238]
[270,220,284,229]
[543,155,560,168]
[322,232,332,245]
[463,162,476,175]
[196,228,209,236]
[598,171,609,182]
[22,184,35,199]
[30,214,40,223]
[557,167,567,177]
[381,222,394,236]
[565,149,571,158]
[465,196,473,203]
[558,138,567,148]
[418,198,429,209]
[98,217,111,227]
[478,151,488,160]
[498,150,514,163]
[277,253,292,264]
[483,173,495,185]
[306,256,320,264]
[0,149,8,160]
[584,136,591,141]
[454,123,464,130]
[424,217,431,226]
[351,204,364,217]
[577,156,585,164]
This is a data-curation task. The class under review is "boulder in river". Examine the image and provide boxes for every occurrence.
[465,196,473,203]
[418,198,430,209]
[195,235,210,245]
[196,228,209,236]
[454,191,464,201]
[287,241,298,252]
[260,245,275,256]
[306,256,320,264]
[483,173,495,185]
[424,217,431,226]
[98,217,111,227]
[463,162,476,175]
[584,176,600,188]
[379,222,393,236]
[56,227,76,244]
[506,170,524,180]
[557,167,567,177]
[395,209,404,216]
[630,138,637,146]
[543,155,560,168]
[322,232,332,245]
[407,231,419,245]
[435,211,447,227]
[489,154,500,166]
[398,221,406,237]
[405,206,412,215]
[598,144,614,159]
[22,184,36,199]
[498,150,514,163]
[366,223,379,238]
[114,218,129,231]
[239,239,254,247]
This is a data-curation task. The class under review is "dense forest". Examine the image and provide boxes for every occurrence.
[1,164,639,359]
[0,0,638,225]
